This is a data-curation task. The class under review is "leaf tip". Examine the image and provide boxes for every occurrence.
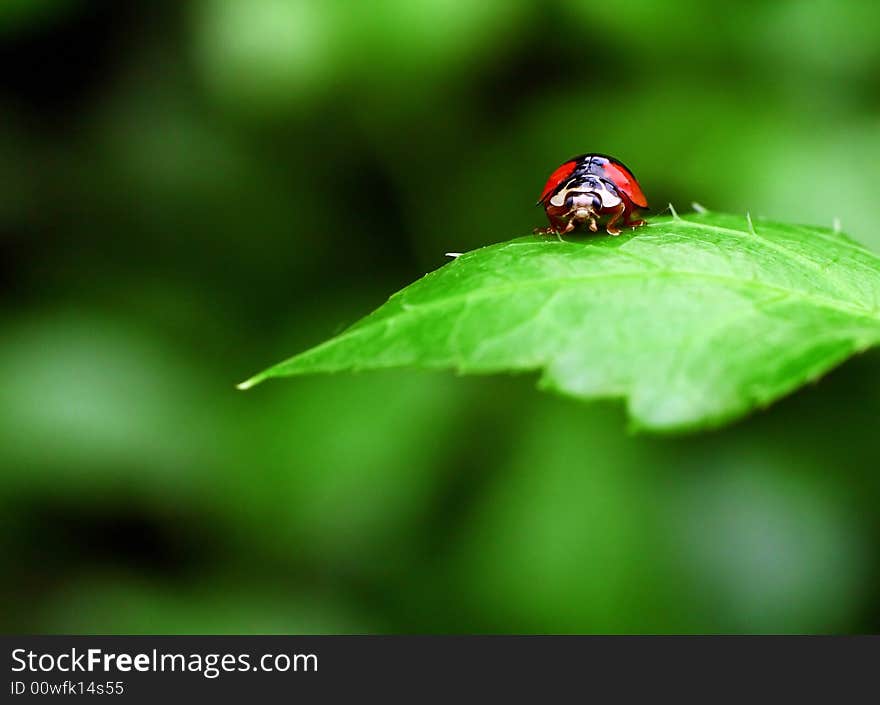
[236,377,259,391]
[691,201,708,214]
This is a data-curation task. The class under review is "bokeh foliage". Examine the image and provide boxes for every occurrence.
[1,0,879,633]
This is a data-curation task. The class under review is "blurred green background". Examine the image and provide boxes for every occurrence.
[2,0,880,634]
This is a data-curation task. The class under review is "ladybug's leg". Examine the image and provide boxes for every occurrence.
[534,213,578,239]
[605,203,626,235]
[553,217,583,241]
[624,209,647,229]
[533,211,570,237]
[537,217,576,242]
[566,208,596,232]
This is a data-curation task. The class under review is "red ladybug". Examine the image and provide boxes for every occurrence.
[535,154,648,236]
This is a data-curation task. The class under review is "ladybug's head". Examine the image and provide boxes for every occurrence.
[561,191,602,217]
[548,175,622,215]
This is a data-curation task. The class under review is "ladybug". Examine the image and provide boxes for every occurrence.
[535,154,648,236]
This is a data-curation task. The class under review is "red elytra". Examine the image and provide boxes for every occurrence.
[598,158,648,209]
[535,154,648,236]
[537,159,578,205]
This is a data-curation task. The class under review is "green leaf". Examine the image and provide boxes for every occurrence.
[239,212,880,432]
